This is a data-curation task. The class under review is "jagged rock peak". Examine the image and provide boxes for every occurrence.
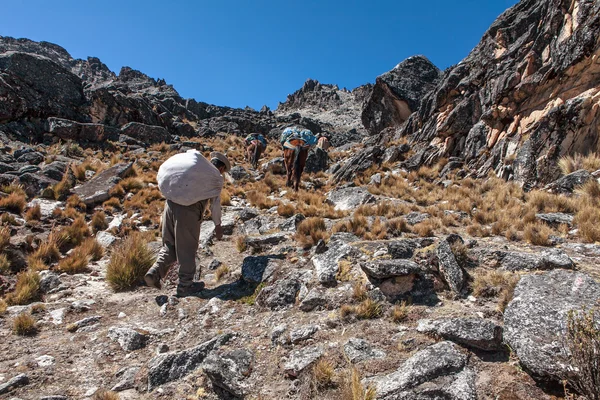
[361,55,441,135]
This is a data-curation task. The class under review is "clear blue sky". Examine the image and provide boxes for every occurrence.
[3,0,518,110]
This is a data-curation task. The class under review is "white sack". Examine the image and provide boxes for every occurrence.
[157,150,223,206]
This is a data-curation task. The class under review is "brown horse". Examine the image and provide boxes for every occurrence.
[246,140,265,169]
[283,139,309,191]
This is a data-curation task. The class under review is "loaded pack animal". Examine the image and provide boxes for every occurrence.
[245,133,267,169]
[281,127,317,191]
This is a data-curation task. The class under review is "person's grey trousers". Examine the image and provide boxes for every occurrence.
[148,199,207,287]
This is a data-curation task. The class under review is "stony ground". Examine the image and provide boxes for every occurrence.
[1,136,599,400]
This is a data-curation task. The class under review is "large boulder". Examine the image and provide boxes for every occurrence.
[500,249,574,272]
[120,122,171,144]
[417,318,504,351]
[147,333,232,390]
[311,233,359,285]
[304,147,329,173]
[73,162,133,205]
[504,270,600,380]
[47,117,119,142]
[203,349,253,398]
[325,186,375,211]
[366,341,476,400]
[436,239,466,294]
[332,145,385,183]
[544,170,592,194]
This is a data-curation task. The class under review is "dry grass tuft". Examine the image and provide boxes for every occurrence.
[0,254,10,273]
[13,313,37,336]
[0,298,7,314]
[81,238,104,261]
[5,270,41,305]
[247,190,277,210]
[92,389,120,400]
[472,269,520,313]
[391,301,410,323]
[412,219,438,237]
[52,174,72,200]
[106,232,155,291]
[0,192,27,214]
[58,246,90,274]
[523,222,553,246]
[340,367,376,400]
[0,226,9,252]
[235,235,248,253]
[91,211,109,232]
[559,153,600,175]
[562,307,600,400]
[295,217,329,249]
[352,281,368,301]
[355,298,383,320]
[220,189,231,206]
[312,358,335,390]
[25,204,42,221]
[277,203,295,217]
[215,264,230,281]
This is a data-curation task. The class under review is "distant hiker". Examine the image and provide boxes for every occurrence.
[316,133,331,151]
[144,150,231,297]
[280,126,317,191]
[244,132,267,169]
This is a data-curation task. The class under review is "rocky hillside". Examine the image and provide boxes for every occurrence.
[393,0,600,187]
[1,1,600,399]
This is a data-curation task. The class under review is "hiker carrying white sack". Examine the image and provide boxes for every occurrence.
[144,149,231,297]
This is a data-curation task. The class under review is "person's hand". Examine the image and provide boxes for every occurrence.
[215,224,223,240]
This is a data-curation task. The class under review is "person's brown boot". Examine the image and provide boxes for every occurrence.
[176,281,205,297]
[144,271,161,289]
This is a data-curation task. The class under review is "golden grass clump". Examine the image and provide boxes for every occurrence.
[412,219,438,237]
[312,358,335,389]
[332,215,369,238]
[91,211,109,232]
[58,246,90,274]
[523,222,553,246]
[235,235,248,253]
[0,192,27,214]
[215,264,230,281]
[81,238,104,261]
[277,203,295,217]
[295,217,328,249]
[30,230,64,264]
[0,298,7,314]
[471,269,520,313]
[25,204,42,221]
[340,367,376,400]
[391,301,410,323]
[355,298,383,319]
[559,153,600,175]
[247,190,277,210]
[220,189,231,206]
[52,174,72,200]
[28,257,48,272]
[0,253,11,273]
[13,313,37,336]
[0,226,9,252]
[5,270,41,305]
[120,177,145,192]
[106,232,155,291]
[92,389,120,400]
[352,281,368,301]
[1,183,26,196]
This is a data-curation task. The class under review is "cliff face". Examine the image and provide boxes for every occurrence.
[398,0,600,186]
